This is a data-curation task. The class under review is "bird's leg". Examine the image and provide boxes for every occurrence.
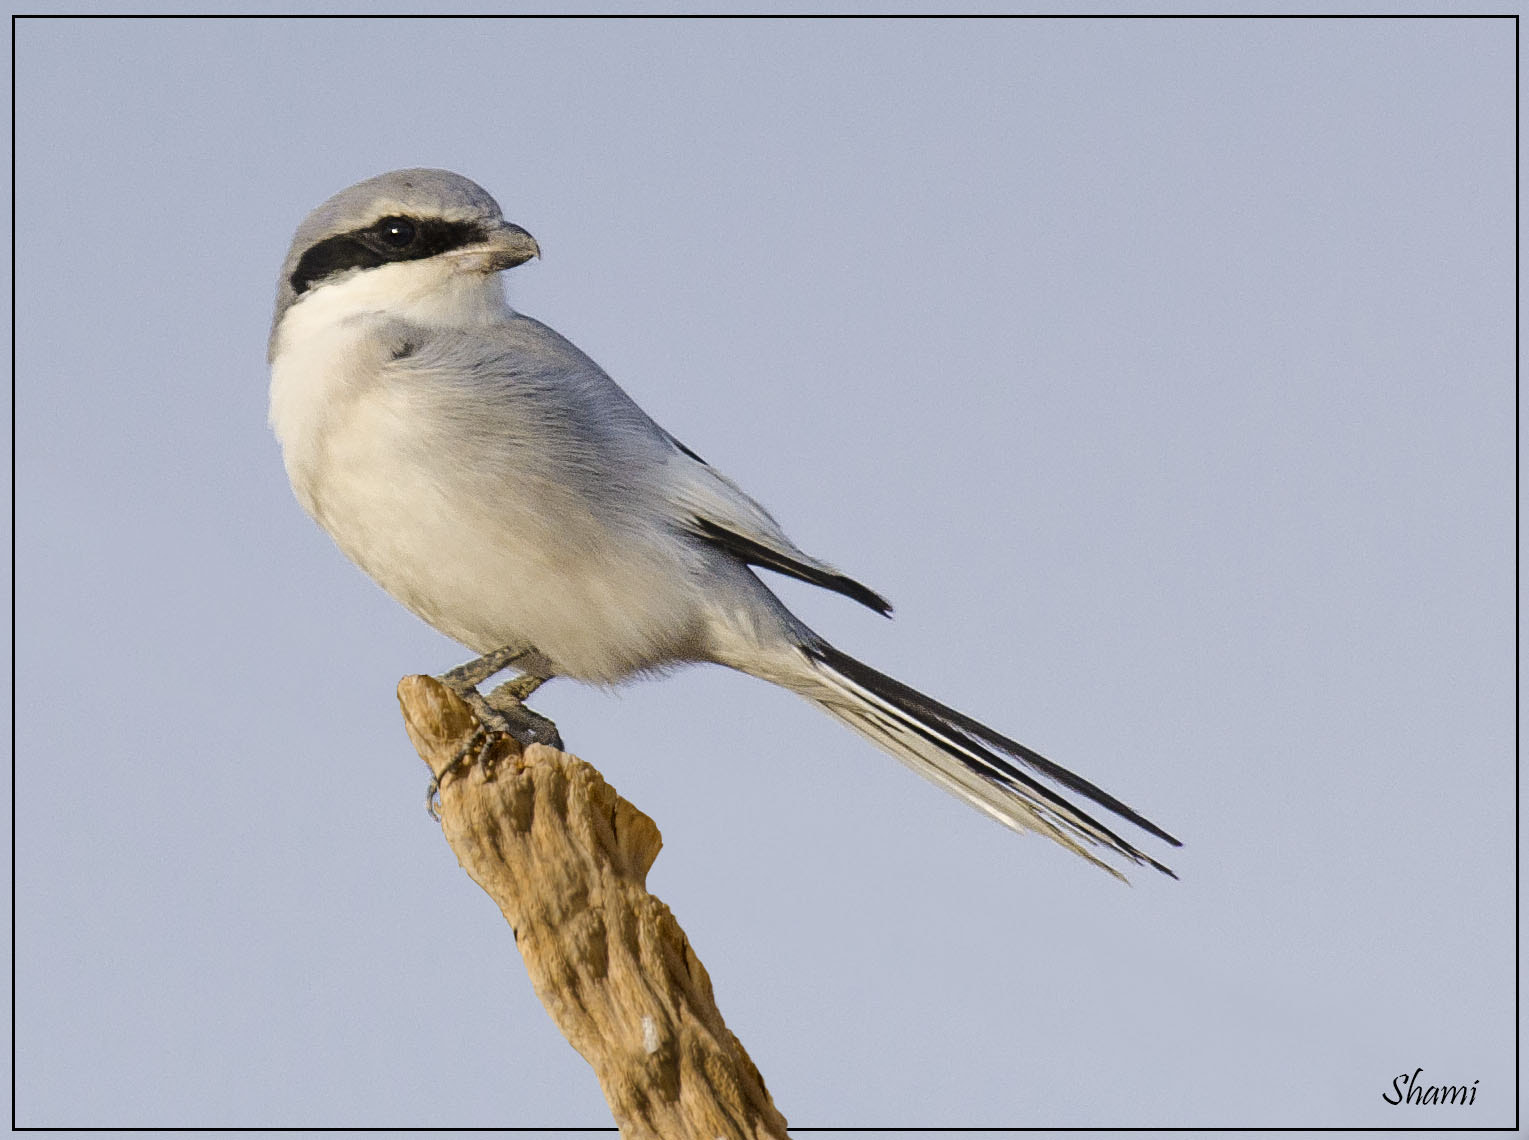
[427,646,561,819]
[440,644,536,692]
[492,672,549,703]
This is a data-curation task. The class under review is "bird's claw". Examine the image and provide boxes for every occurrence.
[427,723,494,820]
[424,676,562,818]
[486,679,563,750]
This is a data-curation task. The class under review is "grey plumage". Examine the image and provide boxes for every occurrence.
[269,168,1179,879]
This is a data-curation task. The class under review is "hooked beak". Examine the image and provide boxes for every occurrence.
[461,221,540,272]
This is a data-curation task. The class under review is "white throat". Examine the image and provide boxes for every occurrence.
[274,258,512,356]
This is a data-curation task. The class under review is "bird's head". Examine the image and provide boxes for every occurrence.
[270,168,538,352]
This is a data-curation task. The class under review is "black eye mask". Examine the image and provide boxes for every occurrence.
[289,216,491,296]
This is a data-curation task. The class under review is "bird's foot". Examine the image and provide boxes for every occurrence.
[427,666,560,819]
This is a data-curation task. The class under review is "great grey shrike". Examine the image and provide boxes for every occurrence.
[268,168,1179,879]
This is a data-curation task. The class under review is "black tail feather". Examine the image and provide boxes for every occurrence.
[807,641,1180,876]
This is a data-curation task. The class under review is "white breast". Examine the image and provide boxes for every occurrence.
[268,275,718,683]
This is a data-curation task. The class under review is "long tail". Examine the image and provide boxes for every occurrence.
[800,641,1181,881]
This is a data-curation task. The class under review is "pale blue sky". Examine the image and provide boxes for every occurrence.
[12,14,1517,1131]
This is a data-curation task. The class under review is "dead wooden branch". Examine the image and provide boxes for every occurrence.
[396,675,789,1140]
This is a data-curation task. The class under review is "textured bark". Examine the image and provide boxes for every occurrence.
[397,675,789,1140]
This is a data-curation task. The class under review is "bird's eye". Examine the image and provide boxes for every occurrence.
[377,217,417,248]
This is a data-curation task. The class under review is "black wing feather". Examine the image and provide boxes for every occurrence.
[692,517,893,617]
